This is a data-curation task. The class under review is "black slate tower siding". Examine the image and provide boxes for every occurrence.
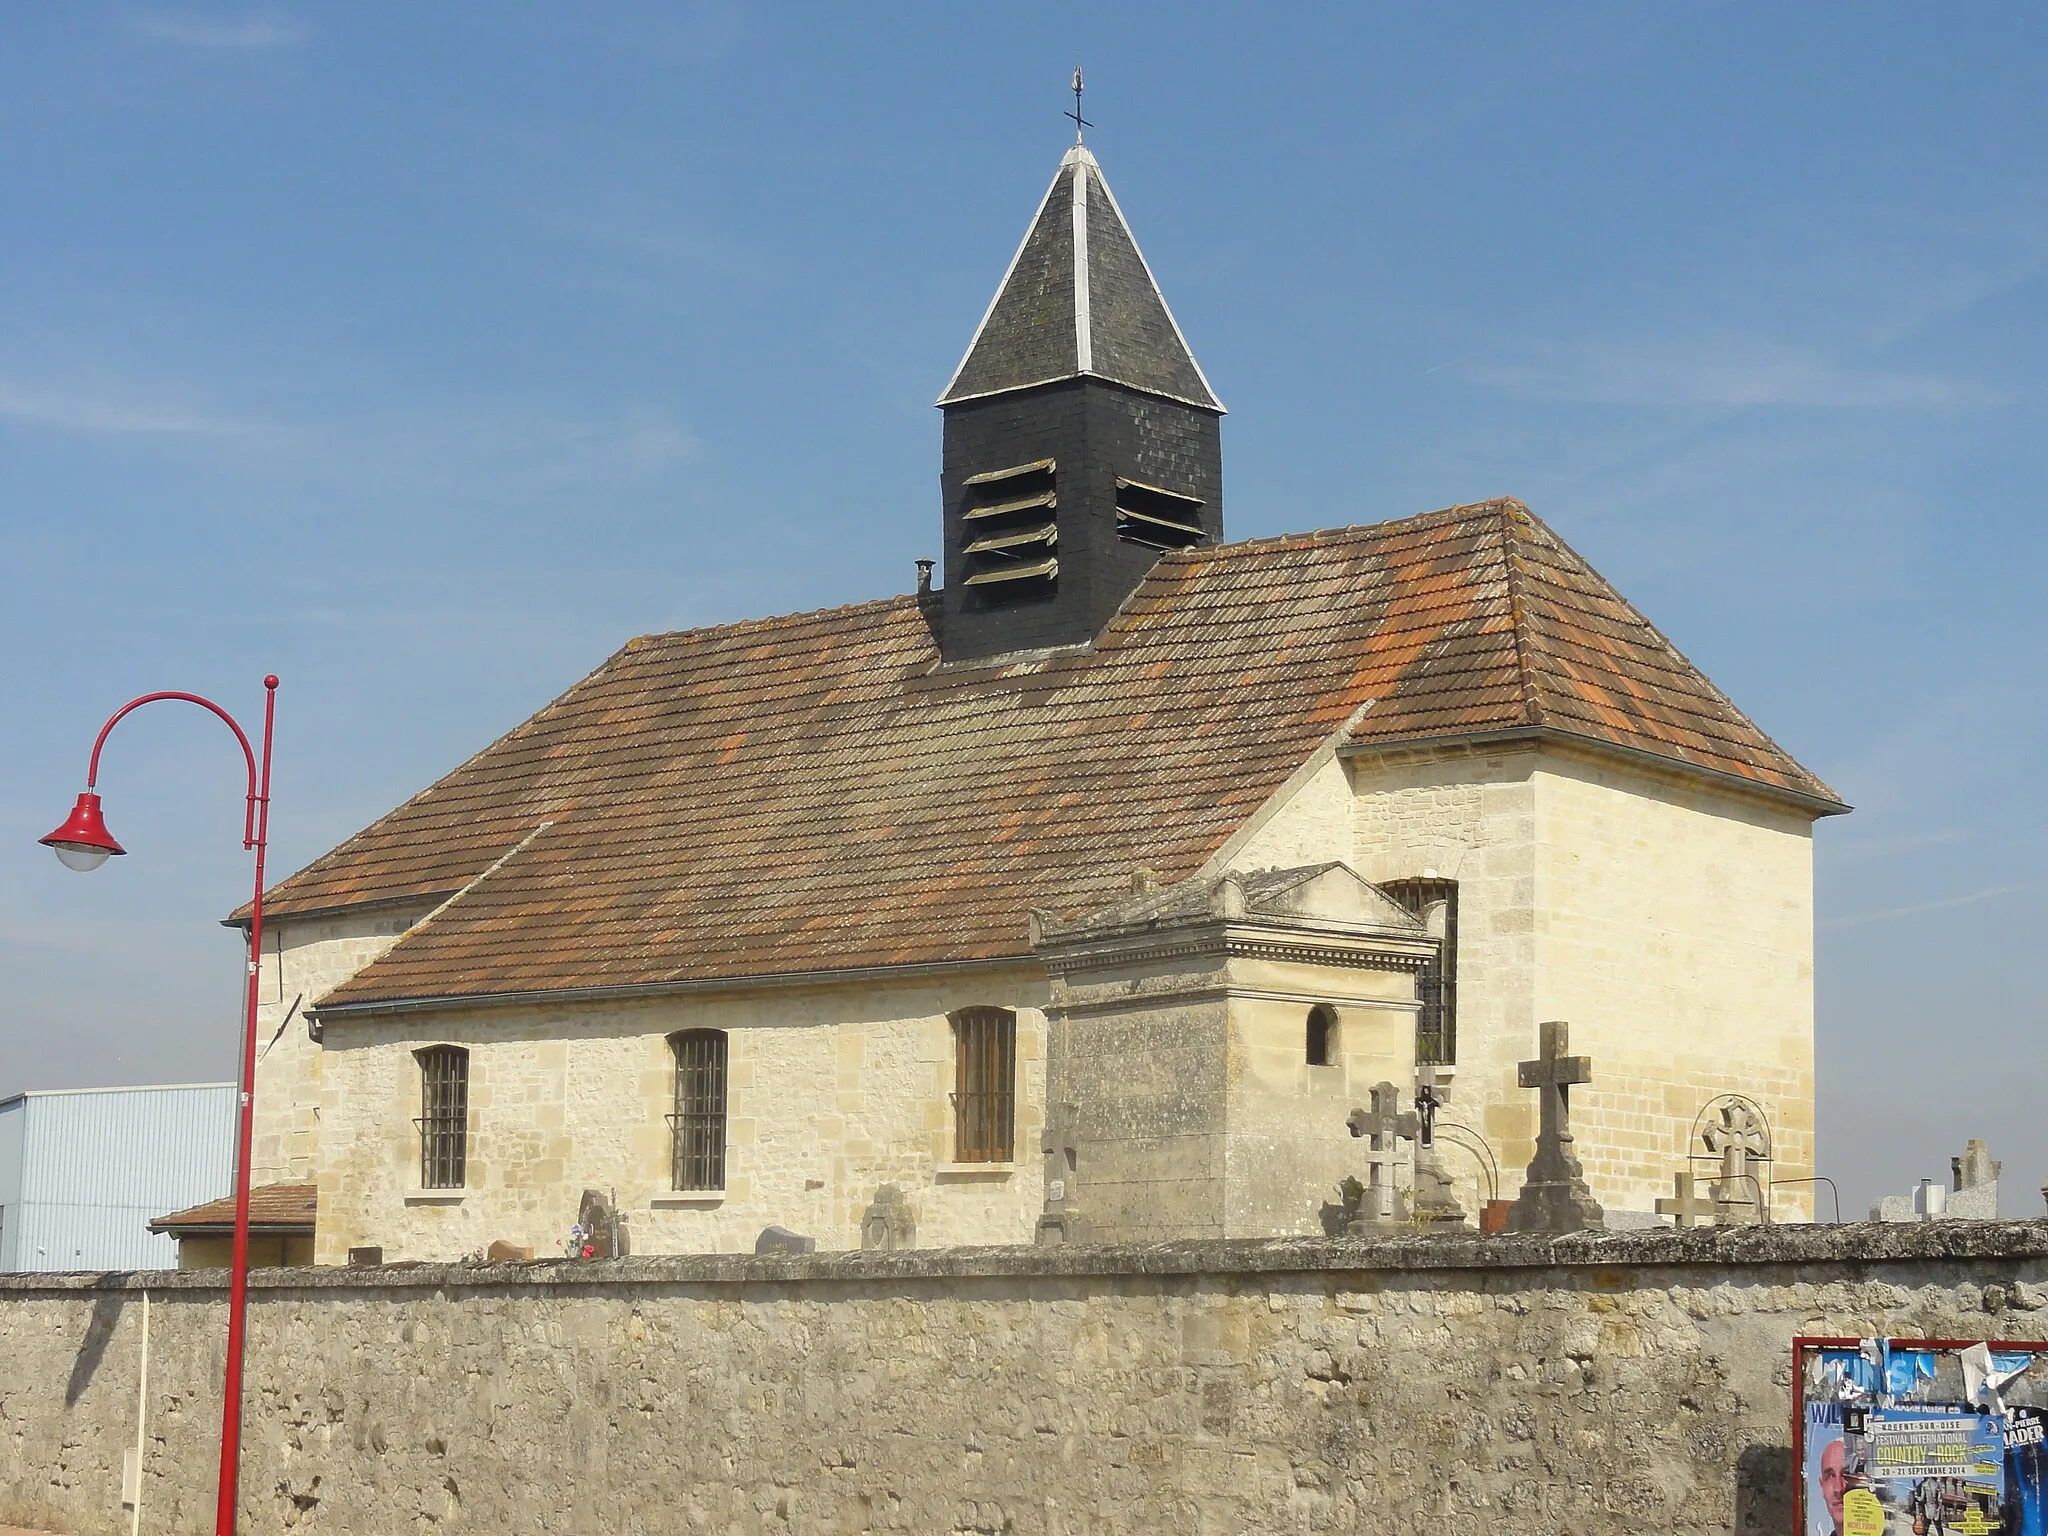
[940,380,1224,659]
[937,146,1224,663]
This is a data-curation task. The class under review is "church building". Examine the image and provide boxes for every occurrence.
[241,142,1845,1262]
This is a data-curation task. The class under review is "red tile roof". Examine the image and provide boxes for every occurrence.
[149,1183,317,1234]
[268,500,1839,1012]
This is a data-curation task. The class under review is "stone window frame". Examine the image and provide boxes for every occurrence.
[1381,878,1459,1064]
[413,1044,469,1190]
[950,1007,1016,1163]
[667,1029,729,1192]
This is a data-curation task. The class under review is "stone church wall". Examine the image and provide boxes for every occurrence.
[310,965,1052,1264]
[1338,741,1818,1221]
[248,905,433,1185]
[1531,748,1817,1216]
[7,1223,2047,1536]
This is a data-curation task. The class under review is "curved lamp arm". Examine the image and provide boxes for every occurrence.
[84,684,273,848]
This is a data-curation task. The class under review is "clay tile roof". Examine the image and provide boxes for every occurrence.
[271,499,1841,1012]
[149,1182,317,1234]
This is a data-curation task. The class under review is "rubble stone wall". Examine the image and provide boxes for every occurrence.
[6,1223,2047,1536]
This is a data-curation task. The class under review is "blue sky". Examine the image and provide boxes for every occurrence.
[3,4,2042,1217]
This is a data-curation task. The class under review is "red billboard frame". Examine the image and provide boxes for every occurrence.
[1790,1334,2048,1535]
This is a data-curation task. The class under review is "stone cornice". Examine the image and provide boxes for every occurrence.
[1038,919,1435,980]
[9,1222,2048,1296]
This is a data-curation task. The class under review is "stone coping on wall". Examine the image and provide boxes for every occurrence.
[7,1219,2048,1296]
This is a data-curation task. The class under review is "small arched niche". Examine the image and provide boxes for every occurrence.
[1305,1004,1338,1068]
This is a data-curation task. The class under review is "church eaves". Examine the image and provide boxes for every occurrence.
[939,146,1222,412]
[250,499,1843,1015]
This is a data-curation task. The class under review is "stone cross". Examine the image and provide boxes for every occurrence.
[1504,1020,1605,1234]
[1655,1170,1715,1229]
[1347,1081,1418,1223]
[1702,1102,1770,1224]
[1520,1020,1590,1155]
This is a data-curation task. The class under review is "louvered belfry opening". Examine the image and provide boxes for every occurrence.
[1115,476,1205,550]
[1382,879,1459,1064]
[935,144,1224,663]
[414,1044,469,1189]
[960,458,1058,600]
[951,1007,1016,1163]
[668,1029,728,1191]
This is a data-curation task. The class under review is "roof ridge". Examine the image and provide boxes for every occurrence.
[1174,498,1527,562]
[1498,502,1546,728]
[628,592,922,650]
[1502,508,1840,802]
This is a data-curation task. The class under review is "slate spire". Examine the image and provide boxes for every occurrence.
[936,143,1225,663]
[940,145,1222,413]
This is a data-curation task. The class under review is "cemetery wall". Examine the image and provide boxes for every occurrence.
[7,1221,2048,1536]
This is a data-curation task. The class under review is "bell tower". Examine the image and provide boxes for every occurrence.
[937,144,1224,663]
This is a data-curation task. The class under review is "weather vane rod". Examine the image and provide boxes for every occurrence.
[1066,66,1091,144]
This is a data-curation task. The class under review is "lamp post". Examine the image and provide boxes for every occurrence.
[41,676,278,1536]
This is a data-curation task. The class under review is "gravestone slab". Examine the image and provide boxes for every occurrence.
[578,1189,627,1258]
[860,1185,917,1251]
[755,1225,817,1255]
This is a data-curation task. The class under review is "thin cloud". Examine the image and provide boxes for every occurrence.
[1823,884,2026,932]
[1465,335,1990,410]
[130,12,307,50]
[0,376,262,438]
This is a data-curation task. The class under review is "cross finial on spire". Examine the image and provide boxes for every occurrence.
[1066,66,1091,143]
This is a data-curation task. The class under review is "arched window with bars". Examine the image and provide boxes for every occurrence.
[668,1029,728,1191]
[414,1044,469,1190]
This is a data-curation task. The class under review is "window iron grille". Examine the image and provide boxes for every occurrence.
[950,1007,1016,1163]
[1381,878,1458,1065]
[414,1045,468,1189]
[666,1029,728,1191]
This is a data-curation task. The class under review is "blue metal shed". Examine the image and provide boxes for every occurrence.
[0,1083,235,1271]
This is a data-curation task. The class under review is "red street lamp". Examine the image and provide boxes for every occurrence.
[41,677,278,1536]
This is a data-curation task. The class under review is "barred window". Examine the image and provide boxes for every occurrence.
[951,1007,1016,1163]
[1381,878,1458,1064]
[414,1045,469,1189]
[667,1030,728,1191]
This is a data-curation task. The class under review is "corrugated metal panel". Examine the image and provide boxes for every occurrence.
[10,1084,235,1272]
[0,1097,24,1270]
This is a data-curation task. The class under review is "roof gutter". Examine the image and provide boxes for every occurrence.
[1338,726,1851,818]
[308,953,1043,1026]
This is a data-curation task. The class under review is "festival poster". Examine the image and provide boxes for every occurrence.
[1863,1408,2004,1533]
[1800,1342,2048,1536]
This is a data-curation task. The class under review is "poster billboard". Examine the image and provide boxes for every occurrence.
[1796,1337,2048,1536]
